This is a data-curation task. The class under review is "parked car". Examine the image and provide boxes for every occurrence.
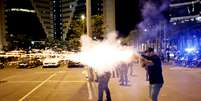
[18,57,39,68]
[0,62,4,69]
[18,58,29,68]
[68,60,84,68]
[43,58,60,67]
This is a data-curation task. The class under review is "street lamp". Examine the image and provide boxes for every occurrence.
[81,14,85,34]
[81,14,85,20]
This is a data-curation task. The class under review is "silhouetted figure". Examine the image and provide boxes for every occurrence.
[167,52,170,62]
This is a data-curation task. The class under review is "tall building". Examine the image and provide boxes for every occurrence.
[31,0,53,38]
[60,0,77,40]
[2,0,77,49]
[0,0,7,49]
[5,0,47,49]
[32,0,77,40]
[52,0,62,40]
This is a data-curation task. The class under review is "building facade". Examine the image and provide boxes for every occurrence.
[31,0,53,38]
[74,0,103,19]
[32,0,77,40]
[4,0,47,49]
[61,0,77,40]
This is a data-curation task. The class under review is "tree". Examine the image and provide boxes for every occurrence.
[91,15,104,40]
[66,15,104,51]
[66,19,83,51]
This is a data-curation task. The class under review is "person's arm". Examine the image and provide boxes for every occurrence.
[140,57,153,68]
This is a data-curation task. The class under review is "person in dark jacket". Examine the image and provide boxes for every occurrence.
[142,48,164,101]
[97,72,112,101]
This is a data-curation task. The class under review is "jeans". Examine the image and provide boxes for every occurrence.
[119,66,129,85]
[98,83,111,101]
[149,84,163,101]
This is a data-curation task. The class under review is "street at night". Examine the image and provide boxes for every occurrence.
[0,64,200,101]
[1,0,201,101]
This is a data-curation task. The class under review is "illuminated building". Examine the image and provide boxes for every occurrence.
[4,0,46,49]
[3,0,77,49]
[32,0,77,40]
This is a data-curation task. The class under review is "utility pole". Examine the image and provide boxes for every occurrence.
[103,0,116,33]
[86,0,94,82]
[86,0,92,37]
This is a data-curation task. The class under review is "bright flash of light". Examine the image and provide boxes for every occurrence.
[65,32,140,75]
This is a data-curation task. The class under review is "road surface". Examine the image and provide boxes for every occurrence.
[0,64,200,101]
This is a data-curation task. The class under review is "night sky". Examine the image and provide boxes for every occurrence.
[115,0,141,36]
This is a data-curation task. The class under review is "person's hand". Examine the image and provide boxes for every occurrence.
[140,57,153,68]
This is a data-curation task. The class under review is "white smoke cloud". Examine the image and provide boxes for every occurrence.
[66,32,138,75]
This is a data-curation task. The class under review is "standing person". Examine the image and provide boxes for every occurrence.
[167,52,170,63]
[129,62,134,76]
[142,48,164,101]
[98,72,112,101]
[119,63,129,86]
[88,67,94,81]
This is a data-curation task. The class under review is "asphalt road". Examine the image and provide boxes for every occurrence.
[0,64,200,101]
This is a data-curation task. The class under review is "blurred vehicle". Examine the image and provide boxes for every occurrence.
[0,51,5,55]
[0,62,4,69]
[68,60,84,68]
[43,58,60,67]
[6,50,26,57]
[18,58,29,68]
[33,58,43,66]
[18,57,41,68]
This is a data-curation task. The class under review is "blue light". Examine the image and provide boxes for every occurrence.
[185,47,196,53]
[170,53,174,57]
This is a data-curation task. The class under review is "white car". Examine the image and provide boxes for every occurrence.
[43,58,60,67]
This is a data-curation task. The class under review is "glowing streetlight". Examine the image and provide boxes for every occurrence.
[81,14,85,20]
[81,14,85,34]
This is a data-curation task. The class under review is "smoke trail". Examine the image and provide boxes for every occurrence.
[138,0,170,40]
[65,32,139,75]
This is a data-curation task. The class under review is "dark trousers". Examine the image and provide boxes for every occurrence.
[98,84,111,101]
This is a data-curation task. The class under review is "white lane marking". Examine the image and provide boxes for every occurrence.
[1,75,16,81]
[18,72,57,101]
[87,82,93,100]
[91,81,98,98]
[7,80,86,83]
